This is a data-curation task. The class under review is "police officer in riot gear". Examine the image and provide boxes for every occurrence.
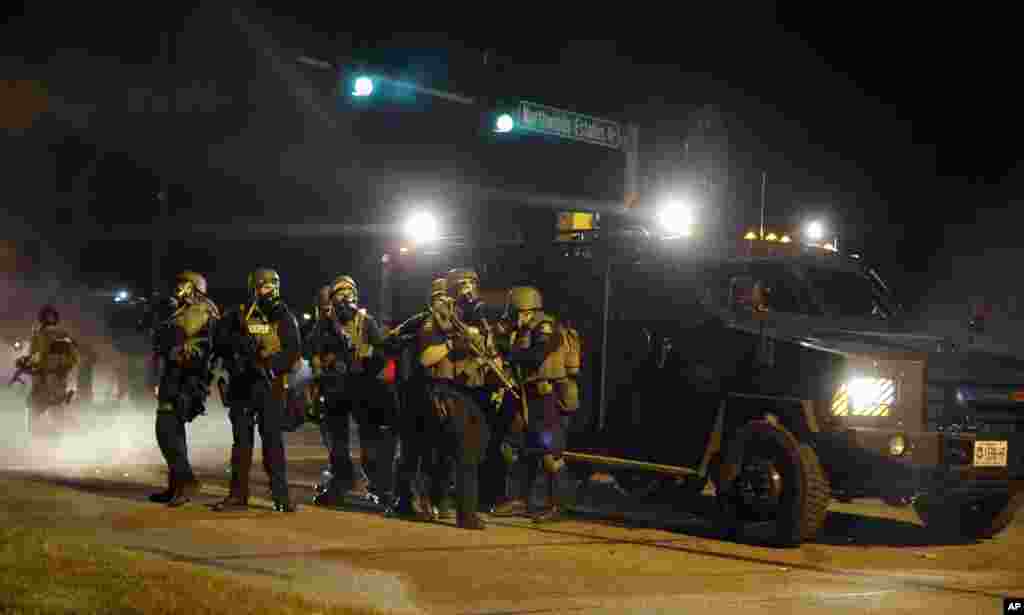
[213,268,302,513]
[385,278,448,521]
[18,305,80,437]
[419,268,507,530]
[310,275,389,507]
[149,271,220,507]
[492,286,571,522]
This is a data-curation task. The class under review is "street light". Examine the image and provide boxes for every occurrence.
[114,290,131,303]
[657,199,694,237]
[403,211,440,244]
[806,220,825,242]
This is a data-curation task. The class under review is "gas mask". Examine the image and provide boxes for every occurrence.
[256,282,279,311]
[516,309,537,330]
[452,278,480,309]
[247,268,281,314]
[173,280,195,306]
[331,286,357,321]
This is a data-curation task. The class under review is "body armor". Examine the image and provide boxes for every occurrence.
[27,324,79,408]
[244,305,284,360]
[29,326,79,374]
[342,308,374,369]
[170,300,218,367]
[506,286,579,412]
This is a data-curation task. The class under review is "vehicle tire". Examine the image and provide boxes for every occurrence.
[717,421,830,547]
[913,492,1024,539]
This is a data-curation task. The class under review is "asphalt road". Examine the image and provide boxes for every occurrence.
[1,412,1022,614]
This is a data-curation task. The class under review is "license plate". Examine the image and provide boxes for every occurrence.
[973,441,1008,467]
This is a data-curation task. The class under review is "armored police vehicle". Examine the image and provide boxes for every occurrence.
[379,216,1024,546]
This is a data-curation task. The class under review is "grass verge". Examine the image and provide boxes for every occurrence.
[0,526,388,615]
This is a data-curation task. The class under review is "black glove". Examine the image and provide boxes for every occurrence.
[336,301,357,321]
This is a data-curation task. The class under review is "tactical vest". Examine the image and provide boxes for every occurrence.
[240,304,294,400]
[513,312,567,384]
[510,314,582,411]
[241,304,283,359]
[342,308,374,371]
[419,317,456,381]
[172,299,218,367]
[31,326,79,374]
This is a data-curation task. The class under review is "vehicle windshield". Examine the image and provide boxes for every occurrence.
[711,262,897,320]
[797,266,895,319]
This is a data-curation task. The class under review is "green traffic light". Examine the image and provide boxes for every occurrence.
[494,113,515,133]
[352,76,374,97]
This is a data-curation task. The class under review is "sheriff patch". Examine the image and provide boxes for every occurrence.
[247,323,271,335]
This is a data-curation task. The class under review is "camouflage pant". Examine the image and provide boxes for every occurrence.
[29,372,71,410]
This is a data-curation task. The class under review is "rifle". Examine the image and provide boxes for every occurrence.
[430,302,520,401]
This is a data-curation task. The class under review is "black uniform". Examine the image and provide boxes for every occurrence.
[382,310,443,520]
[308,303,390,505]
[149,292,220,507]
[419,298,497,530]
[213,299,302,512]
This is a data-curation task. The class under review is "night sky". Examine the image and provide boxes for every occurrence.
[3,6,1021,314]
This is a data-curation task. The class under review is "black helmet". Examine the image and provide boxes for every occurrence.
[38,304,59,326]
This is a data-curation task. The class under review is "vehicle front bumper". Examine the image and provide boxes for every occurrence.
[815,429,1024,497]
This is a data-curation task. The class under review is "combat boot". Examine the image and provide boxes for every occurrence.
[490,498,527,517]
[213,447,251,511]
[454,464,486,530]
[531,474,565,523]
[385,495,433,522]
[149,473,176,504]
[273,499,298,513]
[167,478,202,508]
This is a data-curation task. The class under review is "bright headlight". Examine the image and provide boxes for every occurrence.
[832,377,896,417]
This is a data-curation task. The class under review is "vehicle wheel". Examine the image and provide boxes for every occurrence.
[913,493,1024,539]
[717,422,830,547]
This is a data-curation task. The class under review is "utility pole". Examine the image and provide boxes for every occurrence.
[759,170,767,239]
[152,26,175,297]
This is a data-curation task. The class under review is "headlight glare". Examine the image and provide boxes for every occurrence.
[832,377,896,417]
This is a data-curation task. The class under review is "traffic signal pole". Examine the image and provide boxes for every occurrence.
[295,55,640,211]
